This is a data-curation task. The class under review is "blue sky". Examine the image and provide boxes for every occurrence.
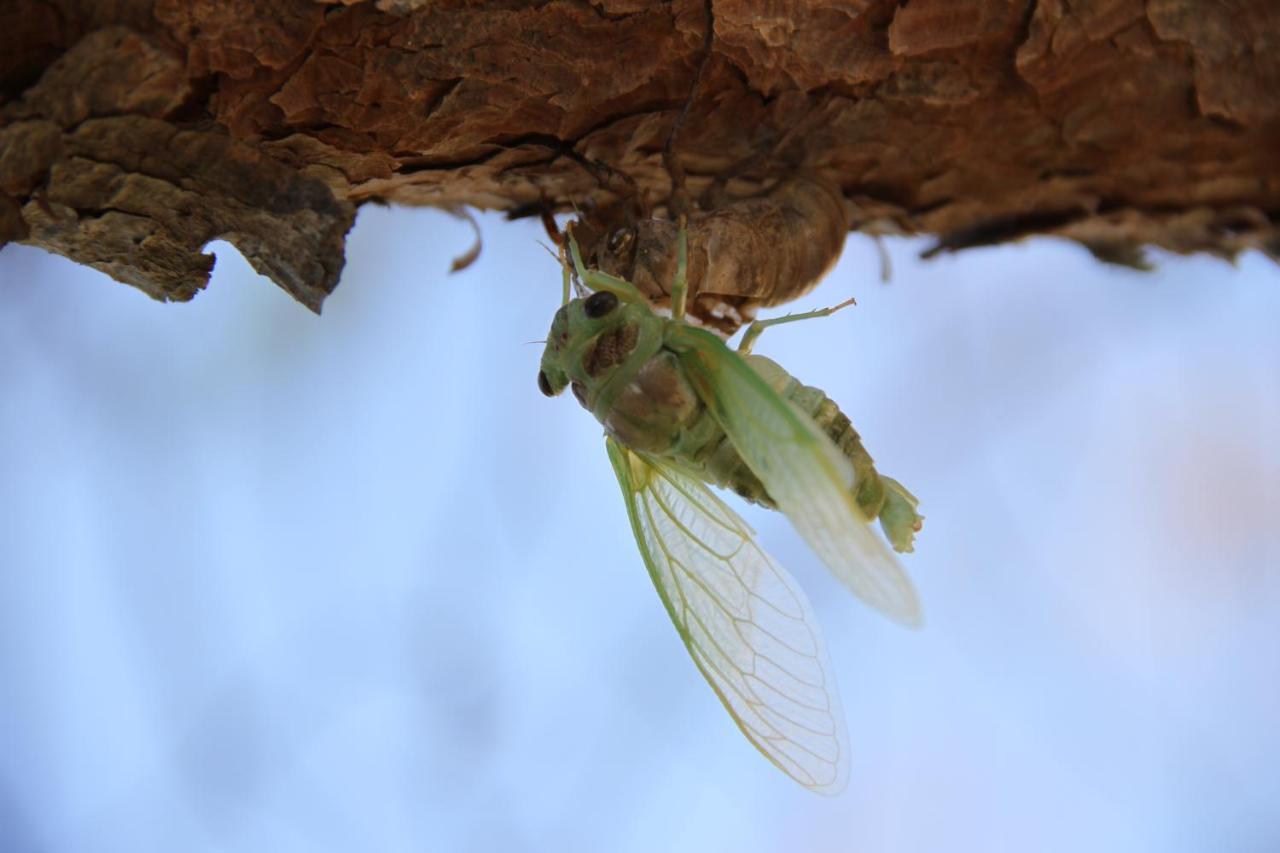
[2,208,1277,852]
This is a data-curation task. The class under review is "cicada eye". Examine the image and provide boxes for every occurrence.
[584,290,618,318]
[537,370,554,396]
[607,226,634,253]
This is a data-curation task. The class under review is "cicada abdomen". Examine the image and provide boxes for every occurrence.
[737,354,923,554]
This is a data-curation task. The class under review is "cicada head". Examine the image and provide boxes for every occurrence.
[537,288,653,409]
[537,221,664,419]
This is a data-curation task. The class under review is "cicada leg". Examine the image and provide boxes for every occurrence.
[558,239,573,306]
[736,296,856,355]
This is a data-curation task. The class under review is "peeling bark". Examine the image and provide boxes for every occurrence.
[1,0,1276,311]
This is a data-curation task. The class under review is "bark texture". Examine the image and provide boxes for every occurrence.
[1,0,1277,311]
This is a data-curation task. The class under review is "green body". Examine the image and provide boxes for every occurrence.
[539,298,922,552]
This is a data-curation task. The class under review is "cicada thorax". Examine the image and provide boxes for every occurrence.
[577,173,851,336]
[541,295,767,489]
[539,294,710,457]
[591,345,771,499]
[597,349,704,455]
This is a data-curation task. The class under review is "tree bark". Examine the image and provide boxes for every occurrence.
[2,0,1276,311]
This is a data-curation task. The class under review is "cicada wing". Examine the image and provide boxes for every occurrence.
[669,325,922,627]
[606,438,851,794]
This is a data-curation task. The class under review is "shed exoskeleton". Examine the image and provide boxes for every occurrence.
[572,172,850,335]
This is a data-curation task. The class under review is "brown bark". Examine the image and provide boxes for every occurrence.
[2,0,1277,312]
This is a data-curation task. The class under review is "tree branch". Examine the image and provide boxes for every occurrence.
[2,0,1276,311]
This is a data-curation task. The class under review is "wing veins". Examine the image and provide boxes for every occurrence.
[639,496,755,681]
[608,440,850,792]
[753,709,841,759]
[644,476,834,715]
[650,479,816,633]
[735,602,825,664]
[655,467,753,538]
[648,486,750,568]
[740,677,839,736]
[743,645,828,697]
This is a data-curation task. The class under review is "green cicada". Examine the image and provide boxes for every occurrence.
[536,223,924,793]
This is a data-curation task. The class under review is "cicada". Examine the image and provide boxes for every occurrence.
[536,224,924,793]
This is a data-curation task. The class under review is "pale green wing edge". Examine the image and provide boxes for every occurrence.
[669,324,922,627]
[605,437,851,794]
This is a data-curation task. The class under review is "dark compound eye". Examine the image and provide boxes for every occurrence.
[607,226,633,253]
[584,290,618,318]
[537,370,554,397]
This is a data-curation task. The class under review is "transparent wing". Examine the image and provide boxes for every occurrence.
[670,324,922,626]
[606,438,851,793]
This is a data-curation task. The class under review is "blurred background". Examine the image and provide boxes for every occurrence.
[1,208,1277,853]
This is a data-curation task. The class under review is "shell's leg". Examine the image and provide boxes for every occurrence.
[671,217,689,323]
[663,0,714,219]
[538,210,575,305]
[736,297,856,355]
[567,229,646,303]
